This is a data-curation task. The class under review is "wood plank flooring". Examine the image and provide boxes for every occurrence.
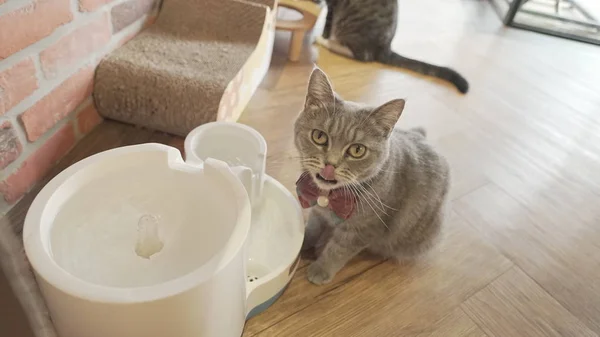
[3,0,600,336]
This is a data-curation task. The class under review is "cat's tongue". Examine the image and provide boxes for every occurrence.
[320,165,336,180]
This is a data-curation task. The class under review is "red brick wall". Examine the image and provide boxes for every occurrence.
[0,0,159,213]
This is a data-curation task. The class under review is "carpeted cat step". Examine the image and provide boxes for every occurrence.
[94,0,275,136]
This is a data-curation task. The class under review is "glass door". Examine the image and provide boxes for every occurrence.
[489,0,600,45]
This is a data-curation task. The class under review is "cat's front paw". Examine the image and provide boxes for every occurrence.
[307,262,334,285]
[301,236,316,252]
[301,239,318,260]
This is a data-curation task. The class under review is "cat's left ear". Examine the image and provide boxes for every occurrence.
[372,99,406,136]
[304,67,335,110]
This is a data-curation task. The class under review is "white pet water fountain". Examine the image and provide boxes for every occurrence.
[23,122,304,337]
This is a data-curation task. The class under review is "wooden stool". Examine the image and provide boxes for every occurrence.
[276,0,324,62]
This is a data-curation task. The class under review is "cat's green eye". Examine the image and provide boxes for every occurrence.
[311,129,328,146]
[347,144,367,158]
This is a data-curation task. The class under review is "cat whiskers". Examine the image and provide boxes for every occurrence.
[267,156,306,169]
[268,155,315,163]
[345,183,365,216]
[297,171,311,182]
[339,172,390,230]
[346,169,399,212]
[361,179,399,211]
[375,168,403,174]
[338,173,366,216]
[348,182,390,230]
[338,170,366,215]
[346,184,366,215]
[300,157,321,164]
[342,171,390,214]
[291,157,321,172]
[354,183,388,215]
[337,170,361,214]
[341,185,352,212]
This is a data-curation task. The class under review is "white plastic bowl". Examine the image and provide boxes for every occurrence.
[24,122,304,337]
[24,144,253,337]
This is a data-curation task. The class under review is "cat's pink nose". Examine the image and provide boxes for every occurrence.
[320,165,336,180]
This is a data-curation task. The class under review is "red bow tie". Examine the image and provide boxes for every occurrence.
[295,173,357,220]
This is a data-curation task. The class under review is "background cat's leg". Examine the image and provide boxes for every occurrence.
[322,1,334,39]
[307,227,365,285]
[316,38,354,58]
[345,44,376,62]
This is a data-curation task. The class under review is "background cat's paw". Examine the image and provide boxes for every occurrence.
[307,262,333,285]
[315,35,329,47]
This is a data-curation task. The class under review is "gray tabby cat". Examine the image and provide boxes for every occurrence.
[0,222,57,337]
[314,0,469,93]
[294,68,450,285]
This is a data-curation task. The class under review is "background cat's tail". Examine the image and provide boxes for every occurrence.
[411,127,427,138]
[378,52,469,94]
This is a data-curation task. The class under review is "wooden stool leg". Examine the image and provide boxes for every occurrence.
[289,30,305,62]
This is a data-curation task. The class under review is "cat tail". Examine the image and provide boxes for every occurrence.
[377,51,469,94]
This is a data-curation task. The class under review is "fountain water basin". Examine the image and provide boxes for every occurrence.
[23,122,304,337]
[184,122,304,318]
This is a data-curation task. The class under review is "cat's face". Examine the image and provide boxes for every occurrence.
[294,68,405,190]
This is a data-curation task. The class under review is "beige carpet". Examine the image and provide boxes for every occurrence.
[94,0,273,136]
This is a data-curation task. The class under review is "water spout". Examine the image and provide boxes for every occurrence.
[135,214,164,259]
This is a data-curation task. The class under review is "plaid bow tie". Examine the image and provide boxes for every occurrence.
[295,173,357,220]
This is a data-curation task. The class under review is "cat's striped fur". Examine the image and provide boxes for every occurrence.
[295,68,450,285]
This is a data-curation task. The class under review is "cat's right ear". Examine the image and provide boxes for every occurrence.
[304,67,335,110]
[372,99,406,137]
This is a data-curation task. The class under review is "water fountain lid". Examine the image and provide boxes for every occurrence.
[23,143,251,303]
[184,121,267,206]
[184,121,267,166]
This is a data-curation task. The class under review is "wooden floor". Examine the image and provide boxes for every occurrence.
[4,0,600,335]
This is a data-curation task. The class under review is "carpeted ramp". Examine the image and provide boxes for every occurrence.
[94,0,275,136]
